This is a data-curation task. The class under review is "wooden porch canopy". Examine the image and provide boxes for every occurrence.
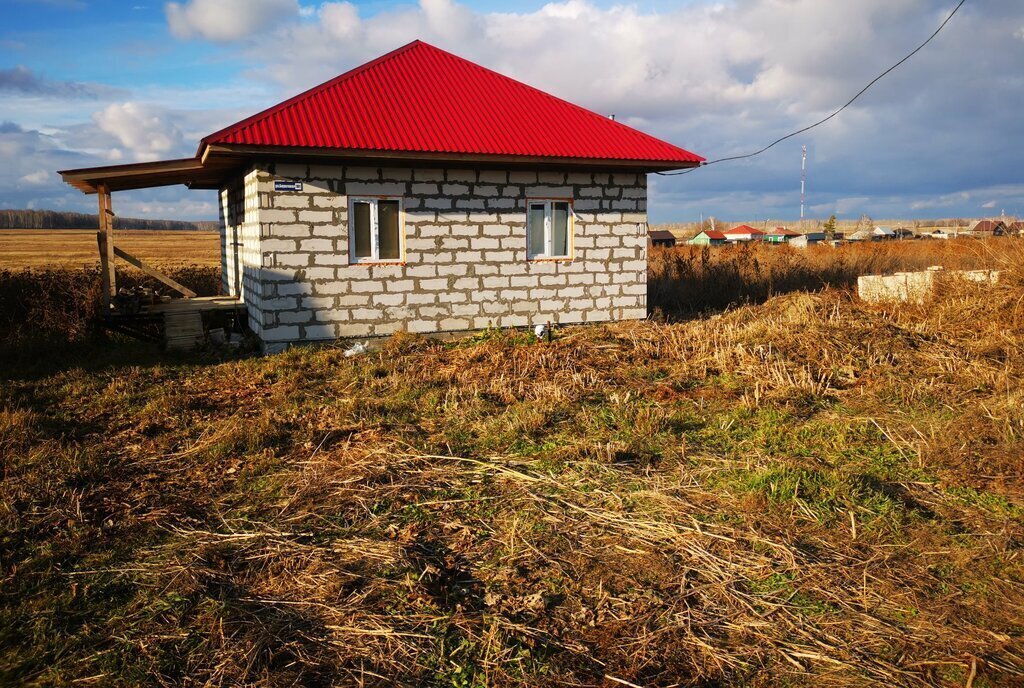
[59,156,239,194]
[57,156,241,312]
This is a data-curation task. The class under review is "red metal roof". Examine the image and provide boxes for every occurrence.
[701,230,727,239]
[200,41,703,167]
[766,227,801,237]
[723,225,765,235]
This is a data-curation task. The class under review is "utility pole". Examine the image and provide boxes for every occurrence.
[800,145,807,226]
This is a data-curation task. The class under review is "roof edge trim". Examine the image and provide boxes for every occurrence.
[204,143,703,171]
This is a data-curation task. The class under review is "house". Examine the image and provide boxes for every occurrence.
[873,226,897,240]
[763,227,801,244]
[789,232,826,249]
[1008,221,1023,236]
[687,230,727,246]
[58,41,704,351]
[649,230,677,248]
[722,225,766,242]
[968,219,1007,237]
[847,229,874,242]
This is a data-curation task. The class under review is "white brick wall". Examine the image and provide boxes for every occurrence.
[220,163,649,345]
[219,167,263,336]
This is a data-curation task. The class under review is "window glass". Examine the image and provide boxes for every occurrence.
[551,202,569,256]
[529,204,546,257]
[378,200,401,260]
[352,202,372,258]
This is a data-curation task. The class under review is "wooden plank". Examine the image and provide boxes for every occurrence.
[96,230,110,310]
[97,184,117,310]
[99,184,117,296]
[112,245,198,298]
[164,311,205,351]
[147,295,242,314]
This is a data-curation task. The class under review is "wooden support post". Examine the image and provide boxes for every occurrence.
[97,183,116,310]
[113,246,197,298]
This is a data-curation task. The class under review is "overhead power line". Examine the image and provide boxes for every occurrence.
[657,0,968,177]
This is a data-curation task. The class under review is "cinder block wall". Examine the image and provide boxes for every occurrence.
[246,162,649,344]
[219,168,263,336]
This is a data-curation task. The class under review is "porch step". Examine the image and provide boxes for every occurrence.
[164,311,205,351]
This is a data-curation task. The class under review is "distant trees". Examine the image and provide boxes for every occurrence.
[0,209,217,231]
[823,215,837,238]
[854,213,874,232]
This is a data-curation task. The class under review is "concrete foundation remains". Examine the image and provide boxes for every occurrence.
[857,265,1000,303]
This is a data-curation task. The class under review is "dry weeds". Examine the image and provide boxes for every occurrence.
[648,238,1000,317]
[1,244,1023,687]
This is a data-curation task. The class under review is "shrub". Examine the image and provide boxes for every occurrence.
[0,266,221,347]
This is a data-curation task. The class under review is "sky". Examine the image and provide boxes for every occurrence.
[1,0,1022,223]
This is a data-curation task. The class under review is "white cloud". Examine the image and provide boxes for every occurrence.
[320,2,361,41]
[0,122,220,219]
[156,0,1024,221]
[166,0,299,42]
[834,197,872,215]
[19,170,50,185]
[240,0,981,144]
[909,192,972,212]
[92,102,183,161]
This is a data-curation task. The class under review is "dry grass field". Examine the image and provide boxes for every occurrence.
[651,219,993,239]
[1,240,1023,686]
[0,229,220,269]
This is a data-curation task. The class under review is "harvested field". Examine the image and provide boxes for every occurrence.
[0,229,220,269]
[2,245,1023,686]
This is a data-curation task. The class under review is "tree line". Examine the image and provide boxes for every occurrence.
[0,209,218,232]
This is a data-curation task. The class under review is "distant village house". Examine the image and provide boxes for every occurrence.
[789,232,826,249]
[968,219,1007,237]
[763,227,801,244]
[687,229,727,246]
[648,230,678,248]
[722,225,765,242]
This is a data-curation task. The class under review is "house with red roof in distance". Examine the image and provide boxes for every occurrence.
[967,219,1008,237]
[722,225,766,243]
[763,227,802,244]
[58,41,704,351]
[687,229,727,246]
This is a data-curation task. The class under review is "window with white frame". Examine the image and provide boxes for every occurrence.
[348,197,404,263]
[527,199,573,259]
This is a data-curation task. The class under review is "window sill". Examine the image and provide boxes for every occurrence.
[347,261,407,266]
[527,257,573,263]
